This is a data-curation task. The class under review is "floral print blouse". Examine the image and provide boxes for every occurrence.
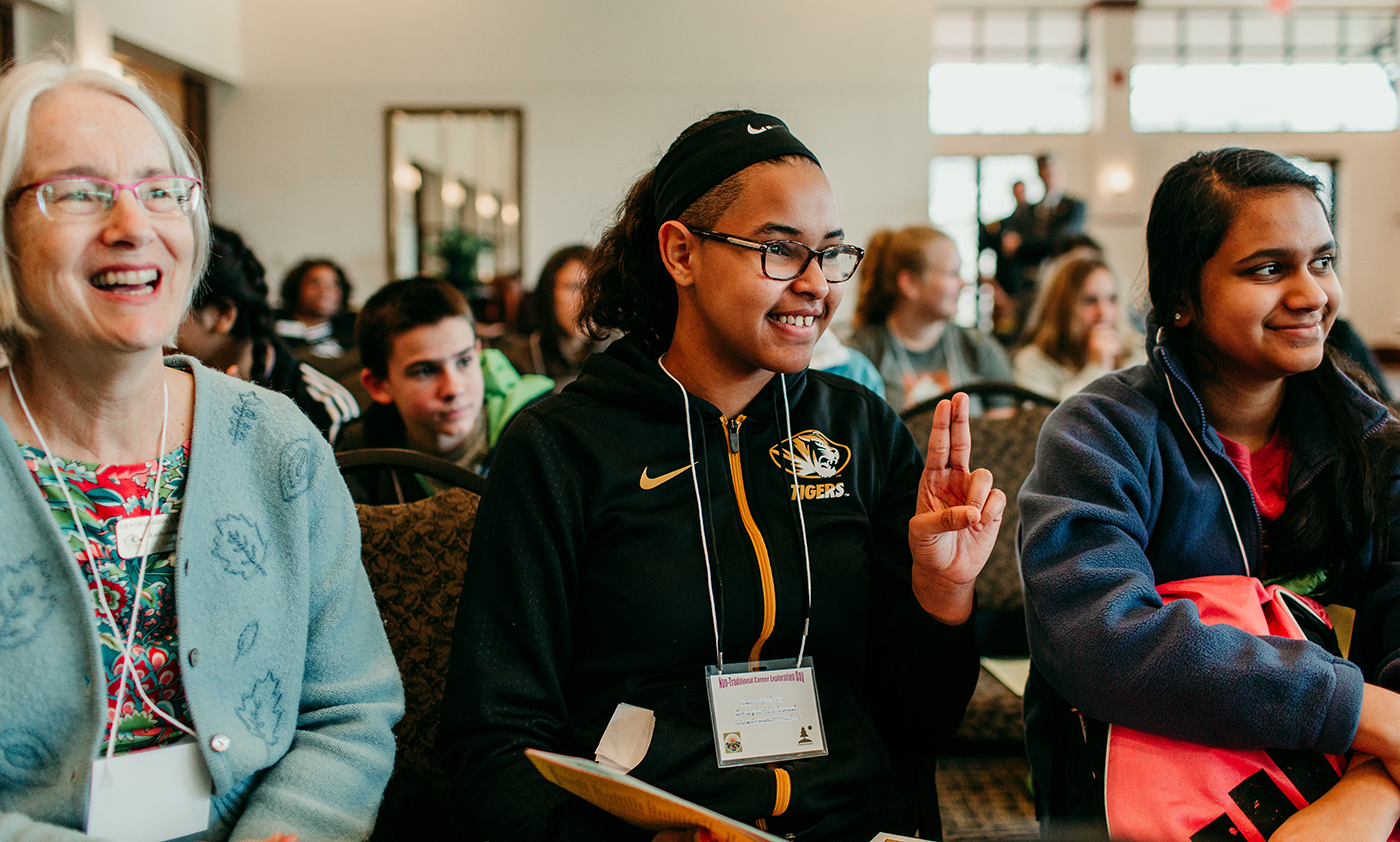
[20,440,192,754]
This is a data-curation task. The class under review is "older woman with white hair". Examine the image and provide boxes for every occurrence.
[0,60,401,840]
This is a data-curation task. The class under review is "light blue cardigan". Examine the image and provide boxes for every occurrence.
[0,358,404,841]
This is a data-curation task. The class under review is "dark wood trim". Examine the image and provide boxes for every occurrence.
[384,108,395,284]
[111,38,213,187]
[181,73,210,179]
[0,3,15,71]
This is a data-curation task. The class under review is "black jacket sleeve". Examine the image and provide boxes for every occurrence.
[864,403,980,747]
[437,410,644,841]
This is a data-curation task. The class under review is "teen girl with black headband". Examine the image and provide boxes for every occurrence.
[439,110,1005,841]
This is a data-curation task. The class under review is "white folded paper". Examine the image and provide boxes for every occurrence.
[594,702,656,773]
[980,657,1032,698]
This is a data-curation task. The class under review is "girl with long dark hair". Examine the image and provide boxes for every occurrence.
[501,243,610,391]
[439,110,1003,841]
[1020,148,1400,840]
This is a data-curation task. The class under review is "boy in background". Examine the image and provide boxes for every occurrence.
[337,276,552,501]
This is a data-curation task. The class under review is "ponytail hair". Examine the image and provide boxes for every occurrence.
[853,225,951,325]
[583,168,671,350]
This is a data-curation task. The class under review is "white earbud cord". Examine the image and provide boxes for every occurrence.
[778,374,814,668]
[657,356,724,670]
[1157,330,1250,575]
[8,367,195,758]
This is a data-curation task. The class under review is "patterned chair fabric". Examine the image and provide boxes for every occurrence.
[357,487,479,840]
[905,403,1052,744]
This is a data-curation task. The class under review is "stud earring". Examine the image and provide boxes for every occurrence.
[1174,311,1184,322]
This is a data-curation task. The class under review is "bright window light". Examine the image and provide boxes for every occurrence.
[1130,63,1400,133]
[928,157,981,326]
[978,155,1042,222]
[930,63,1092,135]
[1287,157,1335,217]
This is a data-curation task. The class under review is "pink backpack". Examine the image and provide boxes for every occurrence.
[1103,575,1397,842]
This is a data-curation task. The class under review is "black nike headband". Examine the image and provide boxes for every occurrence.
[652,113,820,224]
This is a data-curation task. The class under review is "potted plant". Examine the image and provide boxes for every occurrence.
[433,227,493,298]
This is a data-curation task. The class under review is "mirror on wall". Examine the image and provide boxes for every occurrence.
[385,107,522,293]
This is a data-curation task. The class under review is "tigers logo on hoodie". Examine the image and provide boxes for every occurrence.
[771,430,851,500]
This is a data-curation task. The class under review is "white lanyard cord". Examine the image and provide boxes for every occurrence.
[778,374,815,668]
[657,356,724,669]
[7,367,195,755]
[656,359,815,671]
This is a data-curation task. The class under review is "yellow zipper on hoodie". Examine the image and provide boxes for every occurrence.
[720,415,778,667]
[720,416,791,820]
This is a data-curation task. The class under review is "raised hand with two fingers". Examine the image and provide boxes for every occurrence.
[907,392,1007,624]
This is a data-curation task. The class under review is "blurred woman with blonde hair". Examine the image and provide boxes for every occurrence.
[848,225,1013,414]
[1013,255,1144,400]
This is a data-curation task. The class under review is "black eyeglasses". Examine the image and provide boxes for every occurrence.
[691,229,864,282]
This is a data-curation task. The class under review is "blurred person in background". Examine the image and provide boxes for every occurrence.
[1013,255,1144,401]
[1020,153,1087,267]
[995,154,1088,339]
[276,257,357,359]
[848,225,1014,415]
[980,179,1034,341]
[499,243,612,391]
[177,225,360,443]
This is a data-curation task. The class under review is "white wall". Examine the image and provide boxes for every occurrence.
[105,0,243,82]
[211,0,933,308]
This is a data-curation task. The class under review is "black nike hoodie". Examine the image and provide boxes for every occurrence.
[438,335,979,841]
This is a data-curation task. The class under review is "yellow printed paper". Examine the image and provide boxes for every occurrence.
[526,749,784,842]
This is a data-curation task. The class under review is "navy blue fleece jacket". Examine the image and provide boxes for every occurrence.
[1018,331,1400,815]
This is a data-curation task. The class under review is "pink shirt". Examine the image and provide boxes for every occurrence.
[1218,427,1292,525]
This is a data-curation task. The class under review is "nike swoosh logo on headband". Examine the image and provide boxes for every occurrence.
[640,463,695,490]
[747,124,776,135]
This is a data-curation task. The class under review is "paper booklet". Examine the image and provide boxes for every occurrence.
[526,749,938,842]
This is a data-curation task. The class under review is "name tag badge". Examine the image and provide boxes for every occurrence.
[87,739,212,842]
[115,513,177,559]
[705,657,828,768]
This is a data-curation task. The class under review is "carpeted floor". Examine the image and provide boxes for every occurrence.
[937,753,1039,842]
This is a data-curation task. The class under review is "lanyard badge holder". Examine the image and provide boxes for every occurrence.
[705,657,827,768]
[660,363,830,768]
[10,370,212,841]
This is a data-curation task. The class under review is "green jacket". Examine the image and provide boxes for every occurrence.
[480,348,554,449]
